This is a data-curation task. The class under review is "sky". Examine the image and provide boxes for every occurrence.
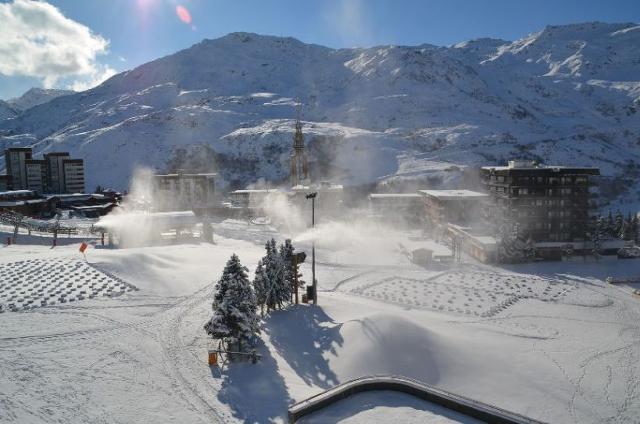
[0,0,639,100]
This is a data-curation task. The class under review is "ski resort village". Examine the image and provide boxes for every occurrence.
[1,1,640,423]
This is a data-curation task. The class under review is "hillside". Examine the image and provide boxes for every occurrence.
[0,22,638,202]
[6,88,75,112]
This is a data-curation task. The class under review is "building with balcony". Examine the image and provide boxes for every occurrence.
[62,159,85,193]
[480,160,599,244]
[25,159,48,194]
[4,148,32,190]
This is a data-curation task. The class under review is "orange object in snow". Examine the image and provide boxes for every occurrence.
[208,351,218,366]
[79,242,88,253]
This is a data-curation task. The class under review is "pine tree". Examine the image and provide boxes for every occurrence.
[606,210,614,239]
[263,239,282,311]
[591,215,606,259]
[204,254,260,353]
[632,213,640,245]
[621,213,632,240]
[279,239,295,304]
[614,210,624,239]
[498,223,526,263]
[253,260,267,317]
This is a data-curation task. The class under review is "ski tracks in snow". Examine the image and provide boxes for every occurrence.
[157,284,229,423]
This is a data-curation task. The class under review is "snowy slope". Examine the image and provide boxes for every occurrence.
[6,87,75,112]
[0,23,638,197]
[0,100,18,121]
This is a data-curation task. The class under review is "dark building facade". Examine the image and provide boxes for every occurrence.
[481,160,599,243]
[5,148,32,190]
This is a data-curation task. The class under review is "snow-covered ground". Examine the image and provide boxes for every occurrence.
[298,391,482,423]
[1,220,640,423]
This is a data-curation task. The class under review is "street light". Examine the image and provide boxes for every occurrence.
[305,192,318,305]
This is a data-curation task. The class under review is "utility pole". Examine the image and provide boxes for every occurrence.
[305,192,318,305]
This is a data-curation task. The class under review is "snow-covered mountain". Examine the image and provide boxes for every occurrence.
[0,22,639,201]
[0,100,18,121]
[6,88,75,112]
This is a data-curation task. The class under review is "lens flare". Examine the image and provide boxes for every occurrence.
[176,5,192,24]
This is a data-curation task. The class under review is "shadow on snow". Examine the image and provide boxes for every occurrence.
[217,337,291,423]
[266,305,343,389]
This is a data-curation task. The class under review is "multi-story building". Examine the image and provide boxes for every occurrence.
[2,149,86,195]
[368,193,423,224]
[420,190,489,229]
[44,152,70,193]
[62,159,85,193]
[4,148,32,190]
[25,159,48,194]
[152,172,216,211]
[480,160,599,243]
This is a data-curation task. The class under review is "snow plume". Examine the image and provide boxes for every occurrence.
[96,167,195,248]
[292,219,411,267]
[259,191,307,235]
[325,0,374,47]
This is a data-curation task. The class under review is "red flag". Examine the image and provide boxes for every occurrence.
[79,242,88,253]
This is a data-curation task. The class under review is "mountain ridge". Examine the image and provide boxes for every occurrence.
[0,22,638,207]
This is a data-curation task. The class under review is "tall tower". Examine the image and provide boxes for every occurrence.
[290,103,309,187]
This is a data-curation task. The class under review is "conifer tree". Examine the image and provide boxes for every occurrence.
[263,238,282,311]
[606,210,614,239]
[253,260,267,317]
[614,210,624,239]
[204,254,259,353]
[279,239,295,303]
[591,215,606,259]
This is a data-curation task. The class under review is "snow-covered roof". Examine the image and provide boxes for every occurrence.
[231,189,280,194]
[482,165,600,172]
[419,190,488,200]
[154,173,217,178]
[291,184,343,192]
[0,190,36,197]
[369,193,422,199]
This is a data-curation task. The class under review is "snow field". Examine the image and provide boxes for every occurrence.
[345,269,574,317]
[0,259,137,312]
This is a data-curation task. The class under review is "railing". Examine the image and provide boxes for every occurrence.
[0,211,103,237]
[288,375,545,424]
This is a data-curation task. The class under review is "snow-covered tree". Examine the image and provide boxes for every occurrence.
[591,215,606,259]
[632,213,640,244]
[498,223,527,263]
[614,210,624,239]
[204,254,260,353]
[606,210,615,239]
[279,239,296,303]
[523,237,537,260]
[263,238,283,311]
[253,260,268,317]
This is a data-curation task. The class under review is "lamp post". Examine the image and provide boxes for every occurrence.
[305,192,318,305]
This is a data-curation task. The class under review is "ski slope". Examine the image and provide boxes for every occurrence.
[1,220,640,423]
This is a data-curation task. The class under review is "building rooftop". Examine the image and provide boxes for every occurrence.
[369,193,422,199]
[291,184,344,192]
[481,163,600,174]
[419,189,488,200]
[0,190,37,199]
[231,189,281,194]
[154,173,216,178]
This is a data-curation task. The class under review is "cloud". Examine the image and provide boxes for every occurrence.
[0,0,113,90]
[68,65,118,92]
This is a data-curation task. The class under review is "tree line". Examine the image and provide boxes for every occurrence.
[203,238,304,354]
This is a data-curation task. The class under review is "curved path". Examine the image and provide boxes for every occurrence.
[288,375,545,424]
